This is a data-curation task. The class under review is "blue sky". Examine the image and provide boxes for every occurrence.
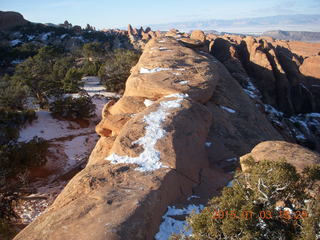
[1,0,320,29]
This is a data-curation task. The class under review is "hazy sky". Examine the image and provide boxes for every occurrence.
[1,0,320,29]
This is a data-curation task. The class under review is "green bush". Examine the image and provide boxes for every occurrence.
[80,60,102,76]
[0,192,18,240]
[0,109,36,145]
[49,94,95,119]
[98,49,141,92]
[0,75,28,111]
[0,137,48,183]
[181,158,320,240]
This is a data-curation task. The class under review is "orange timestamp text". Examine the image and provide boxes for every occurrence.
[212,209,309,220]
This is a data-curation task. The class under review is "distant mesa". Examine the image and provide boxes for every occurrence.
[263,30,320,42]
[0,11,29,30]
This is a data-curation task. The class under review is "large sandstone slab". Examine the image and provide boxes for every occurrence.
[240,141,320,172]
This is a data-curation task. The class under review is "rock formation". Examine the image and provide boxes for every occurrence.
[0,11,29,30]
[14,33,285,239]
[127,24,161,49]
[240,141,320,173]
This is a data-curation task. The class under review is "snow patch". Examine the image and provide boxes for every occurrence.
[187,195,200,201]
[178,80,188,85]
[306,113,320,118]
[226,157,237,162]
[205,142,212,147]
[140,67,171,74]
[144,99,154,107]
[106,95,186,172]
[60,34,68,39]
[264,104,284,117]
[63,134,96,171]
[155,204,204,240]
[227,180,233,187]
[40,32,52,41]
[220,106,236,114]
[27,35,35,41]
[10,39,22,46]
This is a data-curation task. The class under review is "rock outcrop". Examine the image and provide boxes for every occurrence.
[14,35,286,240]
[0,11,29,30]
[300,55,320,79]
[240,141,320,172]
[127,24,161,49]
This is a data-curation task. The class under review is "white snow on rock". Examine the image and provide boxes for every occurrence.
[220,106,236,114]
[178,80,188,85]
[172,72,182,76]
[106,94,187,172]
[155,204,204,240]
[205,142,212,147]
[140,67,171,74]
[264,104,284,118]
[159,47,172,51]
[243,89,258,99]
[144,99,154,107]
[164,93,189,99]
[158,40,166,43]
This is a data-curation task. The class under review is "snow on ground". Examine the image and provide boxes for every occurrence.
[14,199,49,224]
[140,67,171,74]
[63,133,98,171]
[81,76,120,98]
[10,39,22,46]
[16,76,111,224]
[18,110,92,142]
[155,204,204,240]
[106,94,188,172]
[11,59,23,65]
[220,105,236,114]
